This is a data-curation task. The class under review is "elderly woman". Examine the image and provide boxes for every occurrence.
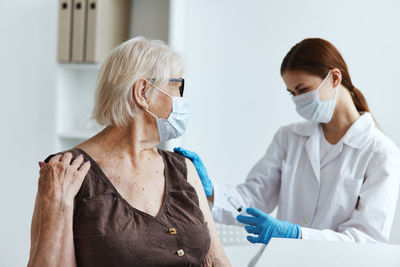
[28,37,231,267]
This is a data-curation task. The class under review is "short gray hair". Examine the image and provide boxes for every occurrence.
[92,36,184,127]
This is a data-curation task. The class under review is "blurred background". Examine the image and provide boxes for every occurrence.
[1,0,400,266]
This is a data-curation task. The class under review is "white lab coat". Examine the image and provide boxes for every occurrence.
[212,113,400,243]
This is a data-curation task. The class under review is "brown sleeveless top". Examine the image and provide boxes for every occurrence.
[44,148,211,267]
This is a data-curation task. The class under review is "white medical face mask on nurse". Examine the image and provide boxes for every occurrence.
[292,70,336,123]
[145,85,191,143]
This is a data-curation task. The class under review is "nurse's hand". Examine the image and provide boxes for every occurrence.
[237,207,301,245]
[174,147,213,197]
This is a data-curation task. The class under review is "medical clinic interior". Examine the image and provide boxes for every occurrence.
[2,0,400,266]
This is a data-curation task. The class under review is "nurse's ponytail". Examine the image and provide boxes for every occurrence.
[350,86,370,113]
[280,38,370,114]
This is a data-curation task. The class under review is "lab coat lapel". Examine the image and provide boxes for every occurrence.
[305,127,320,182]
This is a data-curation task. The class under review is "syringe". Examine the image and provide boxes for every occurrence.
[224,192,246,215]
[224,192,266,267]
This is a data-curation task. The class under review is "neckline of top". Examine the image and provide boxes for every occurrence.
[73,147,170,221]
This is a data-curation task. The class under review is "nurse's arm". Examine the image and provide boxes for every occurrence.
[210,127,285,226]
[186,159,232,267]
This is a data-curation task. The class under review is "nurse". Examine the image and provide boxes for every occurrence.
[175,38,400,244]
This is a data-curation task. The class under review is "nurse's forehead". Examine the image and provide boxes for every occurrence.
[283,71,313,80]
[283,71,320,86]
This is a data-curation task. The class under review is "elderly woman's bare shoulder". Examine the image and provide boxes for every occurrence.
[184,157,202,186]
[182,156,232,266]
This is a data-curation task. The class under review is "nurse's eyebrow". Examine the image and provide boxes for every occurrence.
[295,83,304,90]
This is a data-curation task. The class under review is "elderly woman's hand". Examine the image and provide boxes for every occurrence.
[28,153,91,267]
[38,153,91,210]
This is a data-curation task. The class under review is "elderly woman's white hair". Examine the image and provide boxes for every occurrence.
[92,36,184,127]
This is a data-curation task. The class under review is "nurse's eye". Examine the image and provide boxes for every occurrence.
[287,90,295,96]
[298,87,309,94]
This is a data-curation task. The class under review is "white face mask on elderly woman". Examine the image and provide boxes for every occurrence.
[145,87,191,143]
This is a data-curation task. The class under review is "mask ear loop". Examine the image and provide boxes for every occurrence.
[317,69,334,100]
[143,81,173,119]
[142,80,159,119]
[157,87,173,98]
[148,81,173,98]
[330,70,339,101]
[144,107,158,119]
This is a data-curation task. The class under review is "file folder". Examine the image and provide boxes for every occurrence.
[71,0,88,62]
[85,0,131,63]
[57,0,73,62]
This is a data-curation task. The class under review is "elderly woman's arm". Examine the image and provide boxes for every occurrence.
[27,153,90,267]
[185,159,231,267]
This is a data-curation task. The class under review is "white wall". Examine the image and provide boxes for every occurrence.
[0,1,57,266]
[1,1,400,266]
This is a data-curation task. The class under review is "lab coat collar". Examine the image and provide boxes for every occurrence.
[292,112,375,149]
[340,113,375,149]
[292,121,318,137]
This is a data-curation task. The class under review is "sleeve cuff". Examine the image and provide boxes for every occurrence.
[211,183,246,225]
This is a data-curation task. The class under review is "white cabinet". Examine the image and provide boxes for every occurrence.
[55,63,102,150]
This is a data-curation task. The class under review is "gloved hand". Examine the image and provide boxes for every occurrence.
[173,147,213,197]
[236,207,301,245]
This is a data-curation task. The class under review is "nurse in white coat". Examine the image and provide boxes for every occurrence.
[175,38,400,244]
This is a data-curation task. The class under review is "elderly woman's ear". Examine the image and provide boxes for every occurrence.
[132,79,150,110]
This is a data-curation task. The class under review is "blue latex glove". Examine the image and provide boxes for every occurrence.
[237,207,301,245]
[173,147,213,197]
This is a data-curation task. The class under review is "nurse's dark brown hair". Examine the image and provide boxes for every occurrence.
[280,38,370,113]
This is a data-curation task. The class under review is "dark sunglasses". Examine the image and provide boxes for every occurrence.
[169,78,185,97]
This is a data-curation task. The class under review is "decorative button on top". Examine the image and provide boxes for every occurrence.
[177,249,185,257]
[169,227,177,235]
